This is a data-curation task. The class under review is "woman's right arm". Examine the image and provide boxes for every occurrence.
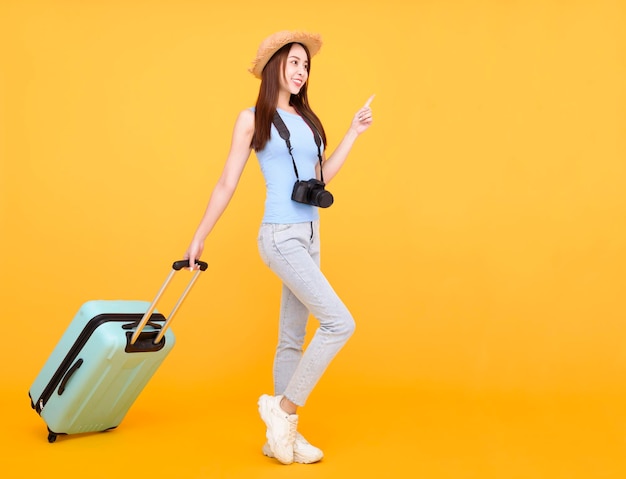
[184,109,255,267]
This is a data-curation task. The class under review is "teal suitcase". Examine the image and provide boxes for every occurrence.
[29,259,207,442]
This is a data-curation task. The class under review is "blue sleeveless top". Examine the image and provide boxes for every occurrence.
[255,108,324,224]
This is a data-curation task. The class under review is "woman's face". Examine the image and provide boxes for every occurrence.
[280,43,309,95]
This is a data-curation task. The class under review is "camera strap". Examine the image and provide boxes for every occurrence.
[272,111,325,183]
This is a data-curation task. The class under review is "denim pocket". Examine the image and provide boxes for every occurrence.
[273,223,292,233]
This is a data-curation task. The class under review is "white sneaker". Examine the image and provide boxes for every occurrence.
[262,432,324,464]
[258,394,298,464]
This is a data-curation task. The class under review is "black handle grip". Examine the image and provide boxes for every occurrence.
[57,359,83,396]
[173,259,208,271]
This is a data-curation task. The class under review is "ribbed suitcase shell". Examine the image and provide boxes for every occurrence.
[29,300,175,441]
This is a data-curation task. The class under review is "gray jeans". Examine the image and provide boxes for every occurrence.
[257,220,355,406]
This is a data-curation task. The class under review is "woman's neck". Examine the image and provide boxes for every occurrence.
[277,92,296,113]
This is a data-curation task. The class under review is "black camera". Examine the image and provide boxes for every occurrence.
[291,179,334,208]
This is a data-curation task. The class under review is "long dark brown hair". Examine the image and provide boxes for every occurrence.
[251,42,327,152]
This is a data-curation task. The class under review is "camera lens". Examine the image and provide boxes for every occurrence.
[315,190,334,208]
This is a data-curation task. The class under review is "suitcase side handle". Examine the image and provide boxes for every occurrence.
[129,259,207,346]
[57,358,83,396]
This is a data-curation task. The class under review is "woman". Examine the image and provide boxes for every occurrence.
[184,30,374,464]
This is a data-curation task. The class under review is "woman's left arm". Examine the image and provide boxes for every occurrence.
[320,95,375,183]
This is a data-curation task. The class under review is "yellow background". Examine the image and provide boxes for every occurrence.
[1,0,625,477]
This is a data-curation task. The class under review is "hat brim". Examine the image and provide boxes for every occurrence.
[249,30,322,79]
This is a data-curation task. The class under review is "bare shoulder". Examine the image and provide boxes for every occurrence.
[235,108,255,133]
[229,108,255,148]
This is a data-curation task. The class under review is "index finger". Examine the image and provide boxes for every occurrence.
[364,94,375,108]
[186,255,195,271]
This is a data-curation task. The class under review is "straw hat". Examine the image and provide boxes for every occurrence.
[248,30,323,79]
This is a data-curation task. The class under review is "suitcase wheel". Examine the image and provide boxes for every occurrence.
[48,432,57,443]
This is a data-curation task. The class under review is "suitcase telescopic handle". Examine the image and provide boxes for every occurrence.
[130,259,208,346]
[173,259,208,272]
